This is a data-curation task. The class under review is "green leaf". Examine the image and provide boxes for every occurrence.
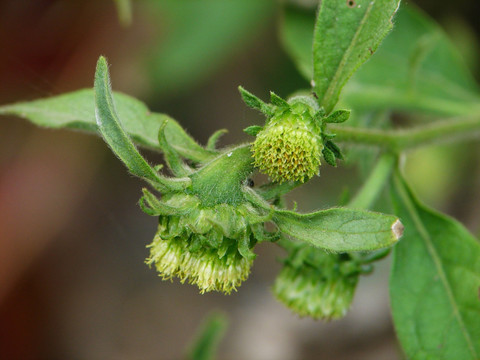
[325,140,344,160]
[344,6,480,115]
[390,172,480,359]
[324,109,350,124]
[186,312,228,360]
[94,56,190,192]
[322,146,337,167]
[270,91,289,108]
[243,125,263,136]
[273,208,403,252]
[238,86,273,116]
[0,90,215,163]
[313,0,401,113]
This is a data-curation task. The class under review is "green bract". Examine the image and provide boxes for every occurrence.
[142,192,266,294]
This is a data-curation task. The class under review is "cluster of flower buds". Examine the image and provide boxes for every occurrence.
[239,87,349,183]
[94,57,402,316]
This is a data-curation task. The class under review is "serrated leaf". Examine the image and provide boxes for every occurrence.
[324,109,351,124]
[390,172,480,359]
[322,146,337,167]
[313,0,401,113]
[0,90,215,163]
[243,125,263,136]
[273,207,402,252]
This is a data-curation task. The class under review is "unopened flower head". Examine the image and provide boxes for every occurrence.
[273,247,360,320]
[252,97,323,183]
[145,193,261,294]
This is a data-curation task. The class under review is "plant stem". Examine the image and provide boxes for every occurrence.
[348,153,396,209]
[329,115,480,151]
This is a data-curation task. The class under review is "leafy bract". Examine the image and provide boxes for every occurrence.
[273,207,402,252]
[313,0,401,114]
[390,172,480,359]
[0,89,215,163]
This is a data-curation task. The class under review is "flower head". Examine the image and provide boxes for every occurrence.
[273,245,360,320]
[143,191,267,294]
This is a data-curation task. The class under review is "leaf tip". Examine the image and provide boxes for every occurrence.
[392,219,404,240]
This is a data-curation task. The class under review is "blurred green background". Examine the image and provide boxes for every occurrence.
[0,1,479,359]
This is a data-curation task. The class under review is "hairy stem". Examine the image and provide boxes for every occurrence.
[330,115,480,152]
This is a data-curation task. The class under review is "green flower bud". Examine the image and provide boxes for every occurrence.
[252,96,323,183]
[273,246,360,320]
[144,192,266,294]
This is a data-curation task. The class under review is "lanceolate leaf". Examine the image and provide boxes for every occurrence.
[313,0,401,114]
[94,56,191,192]
[390,172,480,359]
[94,56,165,185]
[273,208,403,252]
[0,91,215,163]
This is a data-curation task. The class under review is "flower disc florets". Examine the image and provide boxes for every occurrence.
[145,193,263,294]
[252,98,323,183]
[273,247,360,320]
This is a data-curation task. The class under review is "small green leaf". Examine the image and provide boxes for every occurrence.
[94,56,190,192]
[186,312,228,360]
[313,0,401,113]
[243,125,263,136]
[238,86,273,116]
[390,172,480,359]
[270,91,289,108]
[325,140,344,160]
[140,189,197,216]
[322,146,337,167]
[94,56,163,185]
[273,207,402,252]
[0,90,216,162]
[324,109,351,124]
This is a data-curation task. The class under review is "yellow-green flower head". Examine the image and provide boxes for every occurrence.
[144,193,264,294]
[252,96,323,183]
[273,249,360,320]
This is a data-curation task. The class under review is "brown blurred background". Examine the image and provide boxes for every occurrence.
[0,1,479,359]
